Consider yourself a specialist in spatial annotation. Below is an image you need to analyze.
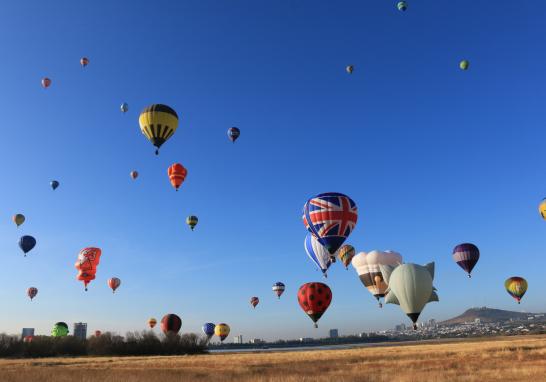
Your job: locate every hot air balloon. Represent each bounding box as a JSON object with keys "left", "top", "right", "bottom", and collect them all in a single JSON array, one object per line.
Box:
[
  {"left": 80, "top": 57, "right": 89, "bottom": 67},
  {"left": 202, "top": 323, "right": 216, "bottom": 340},
  {"left": 380, "top": 262, "right": 439, "bottom": 330},
  {"left": 130, "top": 171, "right": 138, "bottom": 180},
  {"left": 148, "top": 318, "right": 157, "bottom": 329},
  {"left": 338, "top": 245, "right": 355, "bottom": 269},
  {"left": 346, "top": 65, "right": 354, "bottom": 74},
  {"left": 460, "top": 60, "right": 469, "bottom": 70},
  {"left": 215, "top": 323, "right": 230, "bottom": 342},
  {"left": 297, "top": 282, "right": 332, "bottom": 328},
  {"left": 23, "top": 335, "right": 34, "bottom": 343},
  {"left": 74, "top": 247, "right": 102, "bottom": 291},
  {"left": 397, "top": 1, "right": 407, "bottom": 11},
  {"left": 304, "top": 233, "right": 333, "bottom": 277},
  {"left": 108, "top": 277, "right": 121, "bottom": 293},
  {"left": 227, "top": 127, "right": 240, "bottom": 143},
  {"left": 272, "top": 282, "right": 285, "bottom": 299},
  {"left": 505, "top": 277, "right": 527, "bottom": 304},
  {"left": 13, "top": 214, "right": 25, "bottom": 227},
  {"left": 41, "top": 77, "right": 51, "bottom": 88},
  {"left": 352, "top": 250, "right": 403, "bottom": 307},
  {"left": 120, "top": 103, "right": 129, "bottom": 113},
  {"left": 139, "top": 104, "right": 179, "bottom": 155},
  {"left": 19, "top": 235, "right": 36, "bottom": 256},
  {"left": 539, "top": 199, "right": 546, "bottom": 220},
  {"left": 168, "top": 163, "right": 187, "bottom": 191},
  {"left": 94, "top": 330, "right": 102, "bottom": 337},
  {"left": 51, "top": 322, "right": 69, "bottom": 337},
  {"left": 302, "top": 192, "right": 358, "bottom": 255},
  {"left": 186, "top": 215, "right": 198, "bottom": 230},
  {"left": 250, "top": 297, "right": 259, "bottom": 308},
  {"left": 27, "top": 287, "right": 38, "bottom": 301},
  {"left": 50, "top": 180, "right": 59, "bottom": 190},
  {"left": 452, "top": 243, "right": 479, "bottom": 278},
  {"left": 161, "top": 314, "right": 182, "bottom": 335}
]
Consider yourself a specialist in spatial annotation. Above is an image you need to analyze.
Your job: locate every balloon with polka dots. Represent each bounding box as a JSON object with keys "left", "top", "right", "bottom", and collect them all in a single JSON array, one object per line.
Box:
[{"left": 297, "top": 282, "right": 332, "bottom": 328}]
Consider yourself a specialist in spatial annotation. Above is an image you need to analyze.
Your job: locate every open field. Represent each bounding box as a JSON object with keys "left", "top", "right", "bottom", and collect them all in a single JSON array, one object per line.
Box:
[{"left": 1, "top": 335, "right": 546, "bottom": 382}]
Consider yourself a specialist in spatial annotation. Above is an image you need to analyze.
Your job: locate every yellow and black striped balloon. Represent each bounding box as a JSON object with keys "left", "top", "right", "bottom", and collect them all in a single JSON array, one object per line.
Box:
[{"left": 139, "top": 104, "right": 179, "bottom": 155}]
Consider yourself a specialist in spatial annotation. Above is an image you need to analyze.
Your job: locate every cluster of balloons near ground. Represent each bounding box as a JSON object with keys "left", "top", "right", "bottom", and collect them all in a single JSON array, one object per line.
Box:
[
  {"left": 294, "top": 191, "right": 532, "bottom": 330},
  {"left": 144, "top": 315, "right": 231, "bottom": 343}
]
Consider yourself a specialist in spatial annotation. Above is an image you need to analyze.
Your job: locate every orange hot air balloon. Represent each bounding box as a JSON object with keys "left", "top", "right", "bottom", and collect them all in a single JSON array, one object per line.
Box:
[
  {"left": 148, "top": 318, "right": 157, "bottom": 329},
  {"left": 250, "top": 297, "right": 259, "bottom": 308},
  {"left": 41, "top": 77, "right": 51, "bottom": 88},
  {"left": 167, "top": 163, "right": 187, "bottom": 191},
  {"left": 75, "top": 247, "right": 102, "bottom": 291},
  {"left": 108, "top": 277, "right": 121, "bottom": 293},
  {"left": 80, "top": 57, "right": 89, "bottom": 67},
  {"left": 27, "top": 287, "right": 38, "bottom": 301},
  {"left": 130, "top": 170, "right": 138, "bottom": 180}
]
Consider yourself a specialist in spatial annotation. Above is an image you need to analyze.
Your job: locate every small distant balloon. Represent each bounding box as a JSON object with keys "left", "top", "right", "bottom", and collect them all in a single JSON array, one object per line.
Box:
[
  {"left": 19, "top": 235, "right": 36, "bottom": 256},
  {"left": 80, "top": 57, "right": 89, "bottom": 67},
  {"left": 539, "top": 198, "right": 546, "bottom": 220},
  {"left": 168, "top": 163, "right": 187, "bottom": 191},
  {"left": 186, "top": 215, "right": 198, "bottom": 230},
  {"left": 148, "top": 318, "right": 157, "bottom": 329},
  {"left": 459, "top": 60, "right": 469, "bottom": 71},
  {"left": 215, "top": 323, "right": 230, "bottom": 342},
  {"left": 346, "top": 65, "right": 354, "bottom": 74},
  {"left": 397, "top": 1, "right": 407, "bottom": 11},
  {"left": 272, "top": 282, "right": 285, "bottom": 299},
  {"left": 27, "top": 287, "right": 38, "bottom": 301},
  {"left": 505, "top": 277, "right": 527, "bottom": 304},
  {"left": 121, "top": 103, "right": 129, "bottom": 113},
  {"left": 41, "top": 77, "right": 51, "bottom": 88},
  {"left": 108, "top": 277, "right": 121, "bottom": 293},
  {"left": 338, "top": 245, "right": 355, "bottom": 269},
  {"left": 250, "top": 296, "right": 259, "bottom": 308},
  {"left": 23, "top": 335, "right": 34, "bottom": 343},
  {"left": 94, "top": 330, "right": 102, "bottom": 337},
  {"left": 227, "top": 127, "right": 240, "bottom": 143},
  {"left": 13, "top": 214, "right": 25, "bottom": 227},
  {"left": 130, "top": 171, "right": 138, "bottom": 180},
  {"left": 50, "top": 180, "right": 59, "bottom": 190},
  {"left": 452, "top": 243, "right": 479, "bottom": 278}
]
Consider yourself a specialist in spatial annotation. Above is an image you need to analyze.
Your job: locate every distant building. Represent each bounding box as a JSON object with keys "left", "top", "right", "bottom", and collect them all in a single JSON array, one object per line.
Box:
[
  {"left": 474, "top": 318, "right": 481, "bottom": 324},
  {"left": 233, "top": 335, "right": 243, "bottom": 344},
  {"left": 73, "top": 323, "right": 87, "bottom": 340},
  {"left": 329, "top": 329, "right": 339, "bottom": 338},
  {"left": 21, "top": 328, "right": 34, "bottom": 339},
  {"left": 249, "top": 338, "right": 264, "bottom": 344},
  {"left": 299, "top": 337, "right": 313, "bottom": 343},
  {"left": 395, "top": 323, "right": 407, "bottom": 332}
]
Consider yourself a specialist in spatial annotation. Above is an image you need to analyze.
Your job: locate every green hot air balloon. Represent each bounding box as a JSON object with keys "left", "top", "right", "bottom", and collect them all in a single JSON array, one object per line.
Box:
[
  {"left": 51, "top": 322, "right": 69, "bottom": 337},
  {"left": 380, "top": 262, "right": 439, "bottom": 330},
  {"left": 459, "top": 60, "right": 469, "bottom": 71},
  {"left": 397, "top": 1, "right": 407, "bottom": 11}
]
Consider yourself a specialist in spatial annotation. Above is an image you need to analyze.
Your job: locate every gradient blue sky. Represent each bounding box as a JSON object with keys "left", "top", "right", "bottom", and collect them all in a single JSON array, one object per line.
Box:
[{"left": 0, "top": 1, "right": 545, "bottom": 341}]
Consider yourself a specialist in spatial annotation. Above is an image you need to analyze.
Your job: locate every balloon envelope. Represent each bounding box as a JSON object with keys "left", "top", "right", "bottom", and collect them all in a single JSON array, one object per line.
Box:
[
  {"left": 227, "top": 127, "right": 240, "bottom": 142},
  {"left": 214, "top": 323, "right": 230, "bottom": 341},
  {"left": 338, "top": 245, "right": 356, "bottom": 269},
  {"left": 41, "top": 77, "right": 51, "bottom": 88},
  {"left": 539, "top": 199, "right": 546, "bottom": 220},
  {"left": 186, "top": 215, "right": 198, "bottom": 230},
  {"left": 108, "top": 277, "right": 121, "bottom": 293},
  {"left": 139, "top": 104, "right": 179, "bottom": 154},
  {"left": 121, "top": 103, "right": 129, "bottom": 113},
  {"left": 505, "top": 277, "right": 527, "bottom": 303},
  {"left": 452, "top": 243, "right": 479, "bottom": 277},
  {"left": 202, "top": 323, "right": 215, "bottom": 339},
  {"left": 27, "top": 287, "right": 38, "bottom": 301},
  {"left": 272, "top": 282, "right": 285, "bottom": 299},
  {"left": 302, "top": 192, "right": 358, "bottom": 254},
  {"left": 168, "top": 163, "right": 187, "bottom": 191},
  {"left": 19, "top": 235, "right": 36, "bottom": 255},
  {"left": 130, "top": 171, "right": 138, "bottom": 180},
  {"left": 51, "top": 322, "right": 69, "bottom": 337},
  {"left": 297, "top": 282, "right": 332, "bottom": 328},
  {"left": 80, "top": 57, "right": 89, "bottom": 67},
  {"left": 460, "top": 60, "right": 469, "bottom": 70},
  {"left": 148, "top": 318, "right": 157, "bottom": 329},
  {"left": 13, "top": 214, "right": 25, "bottom": 227},
  {"left": 304, "top": 234, "right": 333, "bottom": 276},
  {"left": 161, "top": 314, "right": 182, "bottom": 334},
  {"left": 250, "top": 297, "right": 259, "bottom": 308},
  {"left": 346, "top": 65, "right": 354, "bottom": 74},
  {"left": 397, "top": 1, "right": 407, "bottom": 11},
  {"left": 50, "top": 180, "right": 59, "bottom": 190}
]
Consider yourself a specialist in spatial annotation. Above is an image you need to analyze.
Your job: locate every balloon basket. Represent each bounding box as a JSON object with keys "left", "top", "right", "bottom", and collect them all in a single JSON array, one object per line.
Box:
[
  {"left": 468, "top": 274, "right": 472, "bottom": 278},
  {"left": 314, "top": 323, "right": 318, "bottom": 329}
]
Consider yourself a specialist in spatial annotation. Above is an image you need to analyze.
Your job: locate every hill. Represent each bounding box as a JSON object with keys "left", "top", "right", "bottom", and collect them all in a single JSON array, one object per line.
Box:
[{"left": 440, "top": 307, "right": 540, "bottom": 326}]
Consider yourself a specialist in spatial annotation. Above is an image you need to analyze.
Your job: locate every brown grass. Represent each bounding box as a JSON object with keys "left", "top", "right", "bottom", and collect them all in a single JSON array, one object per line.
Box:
[{"left": 1, "top": 335, "right": 546, "bottom": 382}]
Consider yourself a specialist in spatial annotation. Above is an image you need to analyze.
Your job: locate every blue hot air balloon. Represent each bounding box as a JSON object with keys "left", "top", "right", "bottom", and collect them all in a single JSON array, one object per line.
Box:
[
  {"left": 19, "top": 235, "right": 36, "bottom": 256},
  {"left": 304, "top": 233, "right": 333, "bottom": 277},
  {"left": 302, "top": 192, "right": 358, "bottom": 254},
  {"left": 227, "top": 127, "right": 240, "bottom": 143},
  {"left": 50, "top": 180, "right": 59, "bottom": 190},
  {"left": 202, "top": 323, "right": 215, "bottom": 340}
]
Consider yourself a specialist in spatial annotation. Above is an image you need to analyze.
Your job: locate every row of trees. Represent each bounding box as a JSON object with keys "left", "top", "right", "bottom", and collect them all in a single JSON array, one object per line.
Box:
[{"left": 0, "top": 331, "right": 208, "bottom": 358}]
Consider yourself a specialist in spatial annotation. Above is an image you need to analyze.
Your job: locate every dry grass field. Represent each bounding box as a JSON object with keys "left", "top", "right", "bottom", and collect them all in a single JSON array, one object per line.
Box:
[{"left": 1, "top": 335, "right": 546, "bottom": 382}]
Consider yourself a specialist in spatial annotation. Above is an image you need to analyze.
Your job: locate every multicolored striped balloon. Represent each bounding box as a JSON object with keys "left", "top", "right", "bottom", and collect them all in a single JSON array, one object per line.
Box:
[{"left": 505, "top": 277, "right": 528, "bottom": 304}]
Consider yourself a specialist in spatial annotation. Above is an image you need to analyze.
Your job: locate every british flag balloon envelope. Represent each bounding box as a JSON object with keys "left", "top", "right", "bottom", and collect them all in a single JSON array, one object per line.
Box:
[{"left": 302, "top": 192, "right": 358, "bottom": 255}]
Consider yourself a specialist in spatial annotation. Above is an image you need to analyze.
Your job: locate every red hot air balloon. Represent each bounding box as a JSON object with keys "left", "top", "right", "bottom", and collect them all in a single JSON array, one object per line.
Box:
[
  {"left": 94, "top": 330, "right": 102, "bottom": 337},
  {"left": 41, "top": 77, "right": 51, "bottom": 88},
  {"left": 75, "top": 247, "right": 102, "bottom": 291},
  {"left": 108, "top": 277, "right": 121, "bottom": 293},
  {"left": 167, "top": 163, "right": 187, "bottom": 191},
  {"left": 452, "top": 243, "right": 480, "bottom": 278},
  {"left": 297, "top": 282, "right": 332, "bottom": 328},
  {"left": 23, "top": 336, "right": 34, "bottom": 343},
  {"left": 161, "top": 314, "right": 182, "bottom": 335},
  {"left": 130, "top": 171, "right": 138, "bottom": 180},
  {"left": 250, "top": 297, "right": 259, "bottom": 308},
  {"left": 27, "top": 287, "right": 38, "bottom": 301},
  {"left": 80, "top": 57, "right": 89, "bottom": 67}
]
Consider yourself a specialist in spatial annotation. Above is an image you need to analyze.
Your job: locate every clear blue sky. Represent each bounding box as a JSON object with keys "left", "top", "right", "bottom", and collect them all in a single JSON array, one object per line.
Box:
[{"left": 0, "top": 0, "right": 545, "bottom": 341}]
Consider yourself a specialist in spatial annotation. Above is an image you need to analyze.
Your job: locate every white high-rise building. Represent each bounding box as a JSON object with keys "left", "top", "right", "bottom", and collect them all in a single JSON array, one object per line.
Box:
[{"left": 233, "top": 334, "right": 243, "bottom": 344}]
